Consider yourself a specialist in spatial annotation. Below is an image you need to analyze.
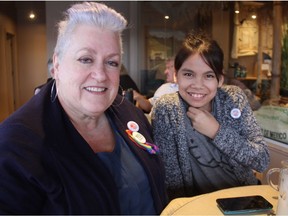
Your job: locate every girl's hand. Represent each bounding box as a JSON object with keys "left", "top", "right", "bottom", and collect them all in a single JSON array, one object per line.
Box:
[{"left": 187, "top": 106, "right": 220, "bottom": 139}]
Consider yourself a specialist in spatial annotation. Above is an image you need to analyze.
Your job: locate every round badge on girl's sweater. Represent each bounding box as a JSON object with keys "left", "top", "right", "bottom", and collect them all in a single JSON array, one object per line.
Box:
[{"left": 230, "top": 108, "right": 241, "bottom": 119}]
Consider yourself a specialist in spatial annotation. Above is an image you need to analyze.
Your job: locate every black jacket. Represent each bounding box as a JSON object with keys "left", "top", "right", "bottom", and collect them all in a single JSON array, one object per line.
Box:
[{"left": 0, "top": 80, "right": 168, "bottom": 214}]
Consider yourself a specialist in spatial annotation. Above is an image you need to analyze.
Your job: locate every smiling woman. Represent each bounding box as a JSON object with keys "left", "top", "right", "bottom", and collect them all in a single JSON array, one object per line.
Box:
[
  {"left": 53, "top": 26, "right": 122, "bottom": 119},
  {"left": 0, "top": 2, "right": 168, "bottom": 214},
  {"left": 151, "top": 31, "right": 269, "bottom": 201}
]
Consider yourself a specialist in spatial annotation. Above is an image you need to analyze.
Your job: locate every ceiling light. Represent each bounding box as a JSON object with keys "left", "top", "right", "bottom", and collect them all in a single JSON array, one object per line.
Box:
[{"left": 29, "top": 11, "right": 36, "bottom": 20}]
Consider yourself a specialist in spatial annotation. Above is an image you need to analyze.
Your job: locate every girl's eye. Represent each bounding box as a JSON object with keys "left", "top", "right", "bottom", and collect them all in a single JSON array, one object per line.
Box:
[
  {"left": 78, "top": 57, "right": 93, "bottom": 64},
  {"left": 206, "top": 73, "right": 216, "bottom": 79},
  {"left": 183, "top": 72, "right": 193, "bottom": 77}
]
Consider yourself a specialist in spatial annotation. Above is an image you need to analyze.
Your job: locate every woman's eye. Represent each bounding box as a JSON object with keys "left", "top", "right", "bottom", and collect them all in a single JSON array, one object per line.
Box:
[
  {"left": 78, "top": 57, "right": 93, "bottom": 64},
  {"left": 106, "top": 60, "right": 119, "bottom": 68}
]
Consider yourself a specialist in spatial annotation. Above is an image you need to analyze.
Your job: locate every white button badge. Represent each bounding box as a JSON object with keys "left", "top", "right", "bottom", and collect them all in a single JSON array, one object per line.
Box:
[
  {"left": 230, "top": 108, "right": 241, "bottom": 119},
  {"left": 127, "top": 121, "right": 139, "bottom": 132}
]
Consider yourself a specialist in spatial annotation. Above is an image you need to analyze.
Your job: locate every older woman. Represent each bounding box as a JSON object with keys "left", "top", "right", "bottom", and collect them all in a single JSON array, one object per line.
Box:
[
  {"left": 151, "top": 31, "right": 269, "bottom": 200},
  {"left": 0, "top": 2, "right": 167, "bottom": 214}
]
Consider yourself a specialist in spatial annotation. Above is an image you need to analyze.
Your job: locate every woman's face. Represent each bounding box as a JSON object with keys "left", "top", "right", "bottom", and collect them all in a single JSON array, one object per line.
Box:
[
  {"left": 53, "top": 25, "right": 121, "bottom": 118},
  {"left": 177, "top": 53, "right": 224, "bottom": 111}
]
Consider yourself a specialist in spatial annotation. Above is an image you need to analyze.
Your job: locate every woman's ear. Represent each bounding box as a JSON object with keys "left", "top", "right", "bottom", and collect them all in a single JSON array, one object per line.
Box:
[{"left": 52, "top": 54, "right": 59, "bottom": 79}]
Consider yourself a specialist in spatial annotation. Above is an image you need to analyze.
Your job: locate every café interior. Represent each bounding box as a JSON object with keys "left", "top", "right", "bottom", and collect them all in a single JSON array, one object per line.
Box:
[{"left": 0, "top": 1, "right": 288, "bottom": 213}]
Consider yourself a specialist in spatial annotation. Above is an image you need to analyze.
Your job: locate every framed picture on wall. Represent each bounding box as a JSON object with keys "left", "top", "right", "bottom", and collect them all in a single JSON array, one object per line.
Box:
[
  {"left": 236, "top": 19, "right": 272, "bottom": 57},
  {"left": 237, "top": 20, "right": 259, "bottom": 56}
]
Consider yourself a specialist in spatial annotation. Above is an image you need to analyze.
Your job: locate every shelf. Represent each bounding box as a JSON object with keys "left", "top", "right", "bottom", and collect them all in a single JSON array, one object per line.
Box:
[{"left": 236, "top": 76, "right": 271, "bottom": 81}]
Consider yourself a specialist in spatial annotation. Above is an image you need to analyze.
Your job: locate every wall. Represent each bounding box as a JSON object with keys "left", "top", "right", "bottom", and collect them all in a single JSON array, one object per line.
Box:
[
  {"left": 16, "top": 24, "right": 47, "bottom": 105},
  {"left": 212, "top": 9, "right": 231, "bottom": 72},
  {"left": 15, "top": 2, "right": 47, "bottom": 106},
  {"left": 0, "top": 2, "right": 17, "bottom": 122},
  {"left": 0, "top": 2, "right": 47, "bottom": 122},
  {"left": 45, "top": 1, "right": 71, "bottom": 63}
]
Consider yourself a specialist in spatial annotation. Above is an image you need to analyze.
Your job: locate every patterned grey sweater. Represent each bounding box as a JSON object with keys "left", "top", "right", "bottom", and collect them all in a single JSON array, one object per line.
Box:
[{"left": 151, "top": 85, "right": 270, "bottom": 199}]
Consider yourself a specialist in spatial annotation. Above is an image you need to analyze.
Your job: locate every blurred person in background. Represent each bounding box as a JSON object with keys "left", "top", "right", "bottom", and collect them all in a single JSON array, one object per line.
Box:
[{"left": 133, "top": 57, "right": 178, "bottom": 113}]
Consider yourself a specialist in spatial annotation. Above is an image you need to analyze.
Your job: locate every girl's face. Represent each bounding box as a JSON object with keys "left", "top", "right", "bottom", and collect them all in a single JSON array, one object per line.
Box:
[
  {"left": 176, "top": 53, "right": 224, "bottom": 112},
  {"left": 53, "top": 24, "right": 121, "bottom": 118}
]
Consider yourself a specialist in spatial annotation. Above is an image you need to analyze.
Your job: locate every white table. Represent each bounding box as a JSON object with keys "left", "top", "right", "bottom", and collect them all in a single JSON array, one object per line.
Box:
[{"left": 161, "top": 185, "right": 278, "bottom": 215}]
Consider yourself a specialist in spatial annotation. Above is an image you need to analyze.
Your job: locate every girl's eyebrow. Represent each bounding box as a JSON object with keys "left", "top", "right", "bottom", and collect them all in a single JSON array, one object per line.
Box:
[
  {"left": 204, "top": 70, "right": 215, "bottom": 74},
  {"left": 180, "top": 68, "right": 194, "bottom": 73},
  {"left": 180, "top": 68, "right": 214, "bottom": 74}
]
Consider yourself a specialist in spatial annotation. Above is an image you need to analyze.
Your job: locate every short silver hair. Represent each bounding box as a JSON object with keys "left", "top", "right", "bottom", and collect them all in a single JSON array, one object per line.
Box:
[{"left": 54, "top": 2, "right": 127, "bottom": 59}]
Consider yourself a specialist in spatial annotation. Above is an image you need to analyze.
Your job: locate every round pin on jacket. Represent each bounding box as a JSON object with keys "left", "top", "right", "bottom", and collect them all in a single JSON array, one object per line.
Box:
[
  {"left": 132, "top": 131, "right": 146, "bottom": 144},
  {"left": 230, "top": 108, "right": 241, "bottom": 119},
  {"left": 127, "top": 121, "right": 139, "bottom": 132}
]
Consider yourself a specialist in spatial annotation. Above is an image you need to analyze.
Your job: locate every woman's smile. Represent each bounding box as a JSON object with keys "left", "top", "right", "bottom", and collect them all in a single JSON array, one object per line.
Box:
[{"left": 84, "top": 86, "right": 107, "bottom": 93}]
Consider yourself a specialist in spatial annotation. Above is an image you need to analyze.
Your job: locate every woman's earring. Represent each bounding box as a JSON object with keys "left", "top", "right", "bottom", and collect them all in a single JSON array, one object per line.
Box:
[
  {"left": 50, "top": 79, "right": 58, "bottom": 103},
  {"left": 112, "top": 85, "right": 125, "bottom": 107}
]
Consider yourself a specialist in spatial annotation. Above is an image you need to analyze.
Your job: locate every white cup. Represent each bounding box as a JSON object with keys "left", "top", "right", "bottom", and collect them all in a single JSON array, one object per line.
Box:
[{"left": 267, "top": 160, "right": 288, "bottom": 215}]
